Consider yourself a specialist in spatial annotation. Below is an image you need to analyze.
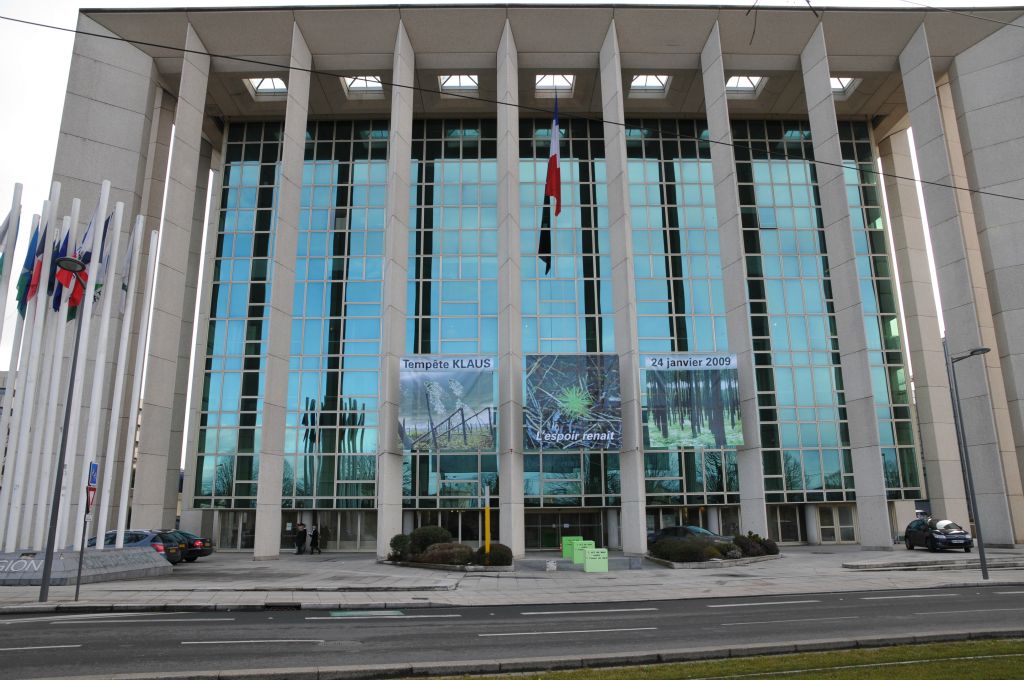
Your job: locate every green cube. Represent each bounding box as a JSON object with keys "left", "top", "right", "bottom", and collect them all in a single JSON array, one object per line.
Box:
[
  {"left": 584, "top": 548, "right": 608, "bottom": 573},
  {"left": 572, "top": 540, "right": 595, "bottom": 564},
  {"left": 561, "top": 536, "right": 583, "bottom": 559}
]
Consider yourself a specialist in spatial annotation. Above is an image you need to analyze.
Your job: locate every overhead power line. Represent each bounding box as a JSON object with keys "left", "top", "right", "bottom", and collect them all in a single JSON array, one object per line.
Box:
[{"left": 0, "top": 11, "right": 1021, "bottom": 205}]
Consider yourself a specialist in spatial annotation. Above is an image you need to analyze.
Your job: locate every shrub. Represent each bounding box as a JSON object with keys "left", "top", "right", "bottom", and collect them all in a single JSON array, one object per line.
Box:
[
  {"left": 650, "top": 537, "right": 710, "bottom": 563},
  {"left": 409, "top": 525, "right": 452, "bottom": 554},
  {"left": 732, "top": 533, "right": 766, "bottom": 557},
  {"left": 758, "top": 536, "right": 780, "bottom": 555},
  {"left": 388, "top": 533, "right": 411, "bottom": 561},
  {"left": 414, "top": 542, "right": 474, "bottom": 565},
  {"left": 723, "top": 544, "right": 743, "bottom": 560},
  {"left": 703, "top": 545, "right": 723, "bottom": 560},
  {"left": 473, "top": 542, "right": 514, "bottom": 566}
]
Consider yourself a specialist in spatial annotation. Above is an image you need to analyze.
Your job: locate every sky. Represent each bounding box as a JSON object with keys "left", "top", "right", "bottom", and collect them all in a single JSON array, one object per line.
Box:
[{"left": 0, "top": 0, "right": 1021, "bottom": 357}]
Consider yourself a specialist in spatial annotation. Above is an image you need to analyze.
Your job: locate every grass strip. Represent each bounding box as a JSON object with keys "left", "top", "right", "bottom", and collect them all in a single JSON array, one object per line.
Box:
[{"left": 433, "top": 638, "right": 1024, "bottom": 680}]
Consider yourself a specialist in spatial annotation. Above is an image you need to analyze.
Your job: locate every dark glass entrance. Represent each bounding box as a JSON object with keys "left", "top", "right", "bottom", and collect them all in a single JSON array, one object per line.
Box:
[{"left": 525, "top": 511, "right": 604, "bottom": 549}]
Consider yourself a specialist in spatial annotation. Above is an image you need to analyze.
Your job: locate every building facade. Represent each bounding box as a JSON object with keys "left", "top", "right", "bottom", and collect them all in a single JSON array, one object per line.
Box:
[{"left": 49, "top": 4, "right": 1024, "bottom": 558}]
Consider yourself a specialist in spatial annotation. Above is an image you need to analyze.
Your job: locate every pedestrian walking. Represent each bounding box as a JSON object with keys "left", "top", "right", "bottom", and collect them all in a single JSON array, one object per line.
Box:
[
  {"left": 310, "top": 525, "right": 322, "bottom": 555},
  {"left": 294, "top": 523, "right": 307, "bottom": 555}
]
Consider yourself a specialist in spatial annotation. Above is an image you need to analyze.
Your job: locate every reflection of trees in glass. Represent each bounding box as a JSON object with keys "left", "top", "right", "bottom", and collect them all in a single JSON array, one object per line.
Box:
[
  {"left": 215, "top": 458, "right": 234, "bottom": 496},
  {"left": 645, "top": 369, "right": 740, "bottom": 448},
  {"left": 783, "top": 450, "right": 804, "bottom": 490}
]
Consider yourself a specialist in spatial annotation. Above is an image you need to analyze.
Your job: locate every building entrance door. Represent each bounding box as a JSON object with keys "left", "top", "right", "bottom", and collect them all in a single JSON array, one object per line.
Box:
[
  {"left": 525, "top": 511, "right": 603, "bottom": 549},
  {"left": 818, "top": 505, "right": 857, "bottom": 543}
]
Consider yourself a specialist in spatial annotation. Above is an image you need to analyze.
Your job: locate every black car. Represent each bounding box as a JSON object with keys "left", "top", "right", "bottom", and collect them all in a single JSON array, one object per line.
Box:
[
  {"left": 904, "top": 518, "right": 974, "bottom": 552},
  {"left": 649, "top": 525, "right": 734, "bottom": 547},
  {"left": 174, "top": 530, "right": 214, "bottom": 562}
]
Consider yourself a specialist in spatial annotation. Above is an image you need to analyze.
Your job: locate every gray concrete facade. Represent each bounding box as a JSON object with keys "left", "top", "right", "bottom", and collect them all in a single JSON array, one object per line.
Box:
[
  {"left": 802, "top": 24, "right": 891, "bottom": 548},
  {"left": 700, "top": 21, "right": 768, "bottom": 538}
]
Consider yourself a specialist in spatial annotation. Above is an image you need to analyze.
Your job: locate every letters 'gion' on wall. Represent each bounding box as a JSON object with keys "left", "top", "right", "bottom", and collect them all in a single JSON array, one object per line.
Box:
[
  {"left": 524, "top": 354, "right": 622, "bottom": 451},
  {"left": 399, "top": 356, "right": 498, "bottom": 453},
  {"left": 641, "top": 354, "right": 743, "bottom": 450}
]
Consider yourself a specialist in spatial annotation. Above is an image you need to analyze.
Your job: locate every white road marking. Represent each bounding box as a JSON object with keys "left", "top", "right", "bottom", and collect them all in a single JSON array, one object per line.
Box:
[
  {"left": 182, "top": 639, "right": 324, "bottom": 645},
  {"left": 0, "top": 611, "right": 190, "bottom": 625},
  {"left": 914, "top": 608, "right": 1024, "bottom": 615},
  {"left": 861, "top": 594, "right": 959, "bottom": 600},
  {"left": 707, "top": 600, "right": 820, "bottom": 608},
  {"left": 305, "top": 614, "right": 461, "bottom": 620},
  {"left": 50, "top": 617, "right": 235, "bottom": 625},
  {"left": 996, "top": 591, "right": 1024, "bottom": 595},
  {"left": 520, "top": 607, "right": 658, "bottom": 616},
  {"left": 721, "top": 616, "right": 858, "bottom": 627},
  {"left": 479, "top": 627, "right": 657, "bottom": 637},
  {"left": 0, "top": 644, "right": 82, "bottom": 652}
]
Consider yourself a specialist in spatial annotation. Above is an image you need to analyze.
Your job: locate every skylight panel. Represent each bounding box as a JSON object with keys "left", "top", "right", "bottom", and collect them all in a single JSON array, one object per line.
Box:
[
  {"left": 535, "top": 74, "right": 575, "bottom": 98},
  {"left": 830, "top": 77, "right": 860, "bottom": 100},
  {"left": 628, "top": 74, "right": 671, "bottom": 98},
  {"left": 341, "top": 75, "right": 385, "bottom": 99},
  {"left": 439, "top": 74, "right": 479, "bottom": 96},
  {"left": 245, "top": 77, "right": 287, "bottom": 98},
  {"left": 725, "top": 76, "right": 764, "bottom": 94}
]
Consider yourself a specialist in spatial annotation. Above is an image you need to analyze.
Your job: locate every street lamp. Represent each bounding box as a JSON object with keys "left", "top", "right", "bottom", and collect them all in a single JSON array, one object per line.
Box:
[
  {"left": 942, "top": 338, "right": 990, "bottom": 581},
  {"left": 38, "top": 255, "right": 87, "bottom": 602}
]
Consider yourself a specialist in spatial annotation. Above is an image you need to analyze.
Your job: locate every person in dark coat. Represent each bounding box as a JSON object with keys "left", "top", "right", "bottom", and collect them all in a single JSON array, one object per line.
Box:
[
  {"left": 294, "top": 523, "right": 307, "bottom": 554},
  {"left": 309, "top": 525, "right": 322, "bottom": 555}
]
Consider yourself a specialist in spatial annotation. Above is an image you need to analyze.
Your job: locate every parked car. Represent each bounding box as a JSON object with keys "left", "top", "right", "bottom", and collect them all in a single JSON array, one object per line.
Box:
[
  {"left": 649, "top": 525, "right": 734, "bottom": 547},
  {"left": 158, "top": 530, "right": 193, "bottom": 562},
  {"left": 904, "top": 518, "right": 973, "bottom": 552},
  {"left": 167, "top": 529, "right": 213, "bottom": 562},
  {"left": 87, "top": 530, "right": 183, "bottom": 564}
]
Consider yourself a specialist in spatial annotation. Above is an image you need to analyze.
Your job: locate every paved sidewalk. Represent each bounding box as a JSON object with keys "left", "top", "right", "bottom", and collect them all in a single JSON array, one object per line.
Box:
[{"left": 2, "top": 545, "right": 1023, "bottom": 613}]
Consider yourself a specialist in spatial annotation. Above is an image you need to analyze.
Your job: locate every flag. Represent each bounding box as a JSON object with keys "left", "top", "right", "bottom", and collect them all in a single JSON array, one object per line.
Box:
[
  {"left": 58, "top": 211, "right": 111, "bottom": 315},
  {"left": 0, "top": 211, "right": 10, "bottom": 276},
  {"left": 50, "top": 226, "right": 71, "bottom": 312},
  {"left": 118, "top": 220, "right": 140, "bottom": 314},
  {"left": 91, "top": 213, "right": 115, "bottom": 310},
  {"left": 15, "top": 224, "right": 40, "bottom": 318},
  {"left": 538, "top": 96, "right": 561, "bottom": 276}
]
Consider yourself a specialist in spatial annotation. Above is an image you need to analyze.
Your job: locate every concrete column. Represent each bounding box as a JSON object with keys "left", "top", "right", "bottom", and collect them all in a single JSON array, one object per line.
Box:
[
  {"left": 606, "top": 508, "right": 621, "bottom": 549},
  {"left": 132, "top": 24, "right": 210, "bottom": 531},
  {"left": 948, "top": 21, "right": 1024, "bottom": 540},
  {"left": 900, "top": 24, "right": 1017, "bottom": 545},
  {"left": 804, "top": 504, "right": 821, "bottom": 544},
  {"left": 496, "top": 19, "right": 525, "bottom": 557},
  {"left": 700, "top": 21, "right": 768, "bottom": 537},
  {"left": 376, "top": 21, "right": 415, "bottom": 559},
  {"left": 707, "top": 507, "right": 721, "bottom": 534},
  {"left": 801, "top": 24, "right": 891, "bottom": 549},
  {"left": 253, "top": 22, "right": 310, "bottom": 560},
  {"left": 877, "top": 128, "right": 969, "bottom": 525},
  {"left": 599, "top": 20, "right": 646, "bottom": 556},
  {"left": 180, "top": 145, "right": 224, "bottom": 536}
]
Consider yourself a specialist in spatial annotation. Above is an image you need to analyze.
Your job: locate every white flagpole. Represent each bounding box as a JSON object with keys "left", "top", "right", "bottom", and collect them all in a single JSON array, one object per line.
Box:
[
  {"left": 116, "top": 230, "right": 158, "bottom": 549},
  {"left": 3, "top": 183, "right": 60, "bottom": 551},
  {"left": 20, "top": 218, "right": 67, "bottom": 547},
  {"left": 32, "top": 204, "right": 81, "bottom": 549},
  {"left": 95, "top": 215, "right": 142, "bottom": 548},
  {"left": 55, "top": 180, "right": 109, "bottom": 548},
  {"left": 0, "top": 183, "right": 23, "bottom": 350},
  {"left": 73, "top": 201, "right": 123, "bottom": 550}
]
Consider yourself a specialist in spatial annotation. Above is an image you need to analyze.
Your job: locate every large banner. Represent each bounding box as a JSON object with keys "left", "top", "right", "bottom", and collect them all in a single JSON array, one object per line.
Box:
[
  {"left": 524, "top": 354, "right": 622, "bottom": 450},
  {"left": 642, "top": 354, "right": 743, "bottom": 449},
  {"left": 400, "top": 356, "right": 497, "bottom": 452}
]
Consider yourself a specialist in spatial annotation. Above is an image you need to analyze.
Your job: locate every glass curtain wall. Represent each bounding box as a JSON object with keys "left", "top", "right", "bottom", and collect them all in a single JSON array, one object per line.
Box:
[
  {"left": 734, "top": 121, "right": 855, "bottom": 512},
  {"left": 403, "top": 120, "right": 499, "bottom": 529},
  {"left": 519, "top": 118, "right": 620, "bottom": 521},
  {"left": 626, "top": 120, "right": 740, "bottom": 517}
]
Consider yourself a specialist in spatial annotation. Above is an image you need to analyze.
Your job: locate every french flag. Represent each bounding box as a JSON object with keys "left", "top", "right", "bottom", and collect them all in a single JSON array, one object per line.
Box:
[{"left": 538, "top": 97, "right": 561, "bottom": 275}]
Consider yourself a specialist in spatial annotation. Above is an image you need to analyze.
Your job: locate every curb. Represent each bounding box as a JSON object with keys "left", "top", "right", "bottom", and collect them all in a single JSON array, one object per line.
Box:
[
  {"left": 646, "top": 553, "right": 782, "bottom": 569},
  {"left": 27, "top": 628, "right": 1024, "bottom": 680}
]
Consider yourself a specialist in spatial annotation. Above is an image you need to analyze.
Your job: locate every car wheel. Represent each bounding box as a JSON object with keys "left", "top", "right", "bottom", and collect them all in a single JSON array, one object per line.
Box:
[
  {"left": 964, "top": 546, "right": 972, "bottom": 553},
  {"left": 185, "top": 556, "right": 198, "bottom": 562},
  {"left": 905, "top": 537, "right": 914, "bottom": 550},
  {"left": 927, "top": 538, "right": 938, "bottom": 552}
]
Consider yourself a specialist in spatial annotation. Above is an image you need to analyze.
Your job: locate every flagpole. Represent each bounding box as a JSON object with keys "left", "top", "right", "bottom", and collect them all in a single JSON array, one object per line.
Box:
[
  {"left": 73, "top": 201, "right": 123, "bottom": 550},
  {"left": 116, "top": 230, "right": 158, "bottom": 549},
  {"left": 32, "top": 203, "right": 81, "bottom": 549},
  {"left": 0, "top": 183, "right": 24, "bottom": 350},
  {"left": 0, "top": 206, "right": 48, "bottom": 548},
  {"left": 95, "top": 216, "right": 142, "bottom": 548},
  {"left": 55, "top": 179, "right": 109, "bottom": 548}
]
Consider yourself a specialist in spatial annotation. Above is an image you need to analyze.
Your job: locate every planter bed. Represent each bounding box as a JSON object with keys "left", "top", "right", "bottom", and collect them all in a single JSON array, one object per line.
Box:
[
  {"left": 380, "top": 560, "right": 515, "bottom": 573},
  {"left": 646, "top": 553, "right": 782, "bottom": 569}
]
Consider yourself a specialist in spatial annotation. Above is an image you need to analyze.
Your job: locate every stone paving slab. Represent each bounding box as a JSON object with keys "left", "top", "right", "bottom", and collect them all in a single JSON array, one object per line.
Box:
[{"left": 1, "top": 545, "right": 1022, "bottom": 614}]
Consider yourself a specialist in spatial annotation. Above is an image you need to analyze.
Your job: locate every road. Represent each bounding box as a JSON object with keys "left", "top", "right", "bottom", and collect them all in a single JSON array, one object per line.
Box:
[{"left": 3, "top": 585, "right": 1023, "bottom": 678}]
